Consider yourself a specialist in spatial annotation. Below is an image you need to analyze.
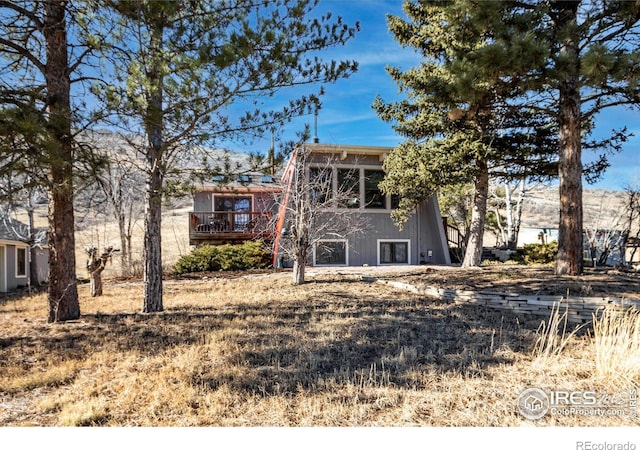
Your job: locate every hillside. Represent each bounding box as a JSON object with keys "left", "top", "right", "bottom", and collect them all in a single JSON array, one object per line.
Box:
[{"left": 519, "top": 185, "right": 628, "bottom": 230}]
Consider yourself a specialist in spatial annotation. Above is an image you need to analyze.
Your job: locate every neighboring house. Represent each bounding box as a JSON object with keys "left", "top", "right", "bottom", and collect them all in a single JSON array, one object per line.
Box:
[
  {"left": 518, "top": 225, "right": 636, "bottom": 266},
  {"left": 189, "top": 143, "right": 451, "bottom": 266},
  {"left": 625, "top": 237, "right": 640, "bottom": 265},
  {"left": 0, "top": 218, "right": 48, "bottom": 293}
]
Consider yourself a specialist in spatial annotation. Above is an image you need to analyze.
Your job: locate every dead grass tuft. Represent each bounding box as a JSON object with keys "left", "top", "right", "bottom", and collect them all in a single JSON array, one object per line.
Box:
[
  {"left": 532, "top": 301, "right": 585, "bottom": 363},
  {"left": 593, "top": 305, "right": 640, "bottom": 383}
]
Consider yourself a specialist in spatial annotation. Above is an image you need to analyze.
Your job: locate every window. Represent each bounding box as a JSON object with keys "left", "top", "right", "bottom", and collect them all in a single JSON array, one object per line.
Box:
[
  {"left": 309, "top": 167, "right": 333, "bottom": 204},
  {"left": 261, "top": 175, "right": 275, "bottom": 183},
  {"left": 215, "top": 196, "right": 251, "bottom": 212},
  {"left": 391, "top": 194, "right": 401, "bottom": 210},
  {"left": 214, "top": 196, "right": 252, "bottom": 231},
  {"left": 378, "top": 240, "right": 410, "bottom": 264},
  {"left": 237, "top": 174, "right": 251, "bottom": 183},
  {"left": 16, "top": 247, "right": 27, "bottom": 277},
  {"left": 364, "top": 170, "right": 386, "bottom": 209},
  {"left": 314, "top": 240, "right": 347, "bottom": 265},
  {"left": 337, "top": 168, "right": 360, "bottom": 208}
]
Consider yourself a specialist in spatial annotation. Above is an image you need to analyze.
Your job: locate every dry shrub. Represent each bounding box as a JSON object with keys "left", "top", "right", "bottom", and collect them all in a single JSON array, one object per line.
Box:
[{"left": 593, "top": 305, "right": 640, "bottom": 383}]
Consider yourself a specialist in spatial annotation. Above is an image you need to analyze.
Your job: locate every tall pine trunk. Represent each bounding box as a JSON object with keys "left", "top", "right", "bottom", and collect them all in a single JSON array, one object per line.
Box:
[
  {"left": 555, "top": 2, "right": 583, "bottom": 276},
  {"left": 44, "top": 0, "right": 79, "bottom": 322},
  {"left": 142, "top": 19, "right": 165, "bottom": 313},
  {"left": 142, "top": 165, "right": 164, "bottom": 312},
  {"left": 26, "top": 202, "right": 39, "bottom": 289},
  {"left": 462, "top": 160, "right": 489, "bottom": 268}
]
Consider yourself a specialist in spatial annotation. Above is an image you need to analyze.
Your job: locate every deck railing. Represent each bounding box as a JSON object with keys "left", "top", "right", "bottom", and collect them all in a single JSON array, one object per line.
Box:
[
  {"left": 443, "top": 217, "right": 463, "bottom": 248},
  {"left": 189, "top": 211, "right": 274, "bottom": 241}
]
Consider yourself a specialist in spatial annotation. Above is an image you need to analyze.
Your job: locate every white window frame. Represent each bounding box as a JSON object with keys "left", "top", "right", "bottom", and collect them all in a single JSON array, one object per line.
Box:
[
  {"left": 313, "top": 239, "right": 349, "bottom": 266},
  {"left": 377, "top": 239, "right": 411, "bottom": 265},
  {"left": 15, "top": 246, "right": 27, "bottom": 278}
]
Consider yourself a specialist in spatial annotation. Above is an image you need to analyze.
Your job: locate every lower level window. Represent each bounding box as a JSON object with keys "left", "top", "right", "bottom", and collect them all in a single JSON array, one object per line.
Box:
[
  {"left": 314, "top": 240, "right": 347, "bottom": 265},
  {"left": 379, "top": 240, "right": 409, "bottom": 264}
]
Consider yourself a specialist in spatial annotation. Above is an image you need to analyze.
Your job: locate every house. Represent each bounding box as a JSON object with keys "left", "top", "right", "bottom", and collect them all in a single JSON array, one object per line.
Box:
[
  {"left": 274, "top": 143, "right": 451, "bottom": 267},
  {"left": 188, "top": 143, "right": 451, "bottom": 266},
  {"left": 0, "top": 218, "right": 48, "bottom": 293},
  {"left": 189, "top": 157, "right": 281, "bottom": 246}
]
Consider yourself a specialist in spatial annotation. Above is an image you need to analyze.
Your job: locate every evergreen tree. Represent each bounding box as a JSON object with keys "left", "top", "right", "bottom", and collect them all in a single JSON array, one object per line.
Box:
[
  {"left": 373, "top": 0, "right": 557, "bottom": 267},
  {"left": 95, "top": 0, "right": 359, "bottom": 312},
  {"left": 0, "top": 1, "right": 102, "bottom": 321},
  {"left": 377, "top": 0, "right": 640, "bottom": 274}
]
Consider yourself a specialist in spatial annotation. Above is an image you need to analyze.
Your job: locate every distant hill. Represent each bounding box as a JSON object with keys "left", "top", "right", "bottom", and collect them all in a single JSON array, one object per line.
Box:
[{"left": 520, "top": 185, "right": 628, "bottom": 230}]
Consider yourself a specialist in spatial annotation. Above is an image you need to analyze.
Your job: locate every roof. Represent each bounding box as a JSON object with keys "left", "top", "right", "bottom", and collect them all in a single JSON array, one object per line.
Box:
[
  {"left": 194, "top": 146, "right": 285, "bottom": 193},
  {"left": 198, "top": 173, "right": 283, "bottom": 193},
  {"left": 0, "top": 217, "right": 47, "bottom": 245},
  {"left": 0, "top": 218, "right": 29, "bottom": 243},
  {"left": 302, "top": 143, "right": 392, "bottom": 161}
]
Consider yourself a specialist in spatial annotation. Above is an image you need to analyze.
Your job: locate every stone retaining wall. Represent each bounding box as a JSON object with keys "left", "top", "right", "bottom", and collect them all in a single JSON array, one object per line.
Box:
[{"left": 375, "top": 279, "right": 640, "bottom": 324}]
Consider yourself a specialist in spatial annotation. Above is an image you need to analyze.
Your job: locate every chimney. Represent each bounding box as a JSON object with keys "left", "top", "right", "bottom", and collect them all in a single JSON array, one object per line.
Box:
[{"left": 313, "top": 105, "right": 319, "bottom": 143}]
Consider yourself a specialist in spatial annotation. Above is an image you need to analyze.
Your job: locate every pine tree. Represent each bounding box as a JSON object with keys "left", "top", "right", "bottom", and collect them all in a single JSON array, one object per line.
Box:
[
  {"left": 373, "top": 1, "right": 557, "bottom": 267},
  {"left": 96, "top": 0, "right": 359, "bottom": 312},
  {"left": 0, "top": 1, "right": 102, "bottom": 321},
  {"left": 377, "top": 1, "right": 640, "bottom": 274}
]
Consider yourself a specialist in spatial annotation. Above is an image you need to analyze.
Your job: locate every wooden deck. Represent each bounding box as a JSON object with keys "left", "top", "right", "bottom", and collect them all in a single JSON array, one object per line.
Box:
[{"left": 189, "top": 211, "right": 274, "bottom": 245}]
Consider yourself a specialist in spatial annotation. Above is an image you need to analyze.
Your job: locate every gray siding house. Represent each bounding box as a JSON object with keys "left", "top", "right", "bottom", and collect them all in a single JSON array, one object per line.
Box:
[
  {"left": 0, "top": 219, "right": 48, "bottom": 293},
  {"left": 188, "top": 143, "right": 451, "bottom": 267},
  {"left": 276, "top": 143, "right": 451, "bottom": 267}
]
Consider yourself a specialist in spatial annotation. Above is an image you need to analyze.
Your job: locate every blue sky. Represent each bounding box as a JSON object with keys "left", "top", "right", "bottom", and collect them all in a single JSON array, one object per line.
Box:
[{"left": 228, "top": 0, "right": 640, "bottom": 192}]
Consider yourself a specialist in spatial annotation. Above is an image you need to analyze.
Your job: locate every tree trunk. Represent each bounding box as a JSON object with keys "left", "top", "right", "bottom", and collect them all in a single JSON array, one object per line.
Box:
[
  {"left": 26, "top": 205, "right": 39, "bottom": 289},
  {"left": 292, "top": 258, "right": 305, "bottom": 285},
  {"left": 555, "top": 2, "right": 583, "bottom": 276},
  {"left": 44, "top": 0, "right": 79, "bottom": 322},
  {"left": 462, "top": 160, "right": 489, "bottom": 268},
  {"left": 510, "top": 178, "right": 526, "bottom": 251},
  {"left": 90, "top": 270, "right": 103, "bottom": 297},
  {"left": 142, "top": 167, "right": 164, "bottom": 312},
  {"left": 118, "top": 211, "right": 130, "bottom": 276},
  {"left": 142, "top": 19, "right": 165, "bottom": 313}
]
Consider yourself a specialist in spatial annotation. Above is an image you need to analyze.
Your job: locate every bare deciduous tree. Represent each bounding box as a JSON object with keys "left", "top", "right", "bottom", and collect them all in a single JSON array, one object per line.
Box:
[
  {"left": 275, "top": 147, "right": 368, "bottom": 285},
  {"left": 620, "top": 185, "right": 640, "bottom": 268},
  {"left": 584, "top": 192, "right": 627, "bottom": 268},
  {"left": 85, "top": 246, "right": 119, "bottom": 297},
  {"left": 77, "top": 132, "right": 145, "bottom": 277},
  {"left": 487, "top": 179, "right": 528, "bottom": 250}
]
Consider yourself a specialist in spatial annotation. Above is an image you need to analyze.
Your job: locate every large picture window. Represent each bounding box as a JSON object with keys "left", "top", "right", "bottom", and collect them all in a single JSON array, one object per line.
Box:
[
  {"left": 314, "top": 240, "right": 347, "bottom": 266},
  {"left": 378, "top": 240, "right": 410, "bottom": 264},
  {"left": 337, "top": 168, "right": 360, "bottom": 208},
  {"left": 309, "top": 167, "right": 333, "bottom": 204},
  {"left": 364, "top": 170, "right": 386, "bottom": 209},
  {"left": 214, "top": 196, "right": 252, "bottom": 231},
  {"left": 16, "top": 247, "right": 27, "bottom": 277}
]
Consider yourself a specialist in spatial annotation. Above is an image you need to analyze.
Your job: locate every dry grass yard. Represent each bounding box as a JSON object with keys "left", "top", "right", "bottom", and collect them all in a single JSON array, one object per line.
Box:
[{"left": 1, "top": 269, "right": 638, "bottom": 427}]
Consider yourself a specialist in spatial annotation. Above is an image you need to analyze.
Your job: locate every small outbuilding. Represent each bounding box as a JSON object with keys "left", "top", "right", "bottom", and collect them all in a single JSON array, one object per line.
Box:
[{"left": 0, "top": 218, "right": 48, "bottom": 293}]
